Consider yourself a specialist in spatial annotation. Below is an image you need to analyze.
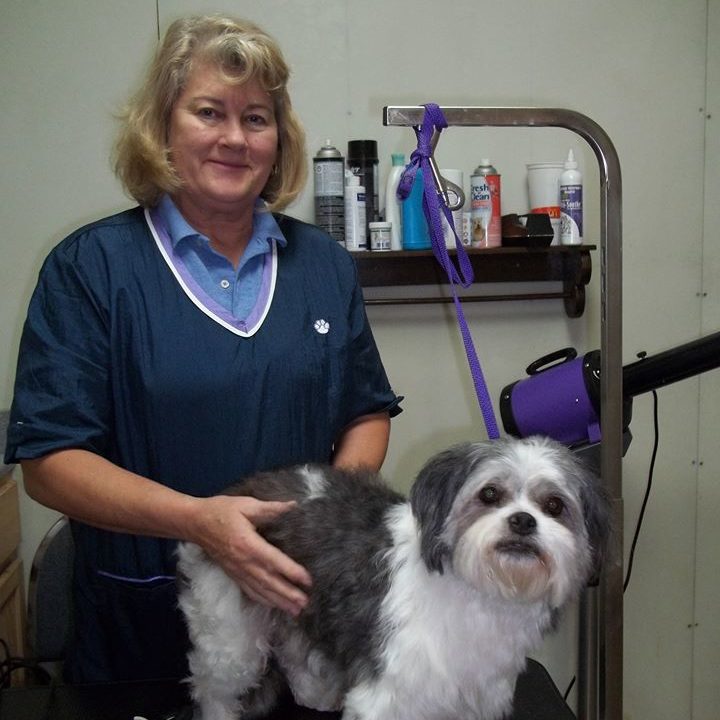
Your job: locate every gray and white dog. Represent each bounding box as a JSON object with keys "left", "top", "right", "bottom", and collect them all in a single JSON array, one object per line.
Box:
[{"left": 176, "top": 435, "right": 609, "bottom": 720}]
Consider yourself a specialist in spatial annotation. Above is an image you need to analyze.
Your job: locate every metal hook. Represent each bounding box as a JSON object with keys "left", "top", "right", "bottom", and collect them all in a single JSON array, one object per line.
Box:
[{"left": 425, "top": 128, "right": 465, "bottom": 211}]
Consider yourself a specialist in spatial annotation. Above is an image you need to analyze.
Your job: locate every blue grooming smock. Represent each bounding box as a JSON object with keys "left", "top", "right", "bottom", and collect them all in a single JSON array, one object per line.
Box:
[{"left": 5, "top": 205, "right": 401, "bottom": 682}]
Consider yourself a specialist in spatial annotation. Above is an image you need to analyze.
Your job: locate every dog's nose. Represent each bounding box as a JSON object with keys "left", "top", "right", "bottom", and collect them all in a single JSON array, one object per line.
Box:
[{"left": 508, "top": 512, "right": 537, "bottom": 536}]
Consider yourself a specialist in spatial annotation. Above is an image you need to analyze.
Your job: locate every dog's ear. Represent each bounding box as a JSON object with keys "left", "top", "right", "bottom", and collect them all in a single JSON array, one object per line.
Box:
[
  {"left": 572, "top": 458, "right": 612, "bottom": 584},
  {"left": 410, "top": 442, "right": 489, "bottom": 574}
]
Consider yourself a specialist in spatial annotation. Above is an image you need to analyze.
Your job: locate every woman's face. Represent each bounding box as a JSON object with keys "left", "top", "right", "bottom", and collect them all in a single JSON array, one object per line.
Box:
[{"left": 168, "top": 61, "right": 279, "bottom": 218}]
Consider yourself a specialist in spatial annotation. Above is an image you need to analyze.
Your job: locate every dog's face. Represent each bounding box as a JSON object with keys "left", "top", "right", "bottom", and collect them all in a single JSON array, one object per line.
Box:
[{"left": 410, "top": 436, "right": 609, "bottom": 608}]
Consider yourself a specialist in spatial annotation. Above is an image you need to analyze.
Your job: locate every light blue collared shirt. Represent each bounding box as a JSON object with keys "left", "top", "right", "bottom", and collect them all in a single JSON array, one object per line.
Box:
[{"left": 156, "top": 195, "right": 287, "bottom": 320}]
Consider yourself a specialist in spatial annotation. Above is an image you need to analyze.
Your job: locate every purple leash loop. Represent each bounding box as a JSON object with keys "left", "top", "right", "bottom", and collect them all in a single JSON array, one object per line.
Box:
[{"left": 398, "top": 103, "right": 501, "bottom": 440}]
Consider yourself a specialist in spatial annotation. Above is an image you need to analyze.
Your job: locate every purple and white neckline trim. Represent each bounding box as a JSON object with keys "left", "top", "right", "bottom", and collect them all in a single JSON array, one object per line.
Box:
[{"left": 145, "top": 207, "right": 277, "bottom": 338}]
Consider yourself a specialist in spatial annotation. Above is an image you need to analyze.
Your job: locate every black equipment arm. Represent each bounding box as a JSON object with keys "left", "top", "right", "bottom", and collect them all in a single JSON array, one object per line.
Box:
[{"left": 623, "top": 331, "right": 720, "bottom": 399}]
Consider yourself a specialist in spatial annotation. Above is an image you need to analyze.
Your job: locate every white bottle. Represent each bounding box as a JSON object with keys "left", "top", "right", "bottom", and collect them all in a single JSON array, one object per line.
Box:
[
  {"left": 345, "top": 174, "right": 367, "bottom": 251},
  {"left": 559, "top": 149, "right": 583, "bottom": 245},
  {"left": 384, "top": 153, "right": 405, "bottom": 250},
  {"left": 440, "top": 168, "right": 464, "bottom": 249}
]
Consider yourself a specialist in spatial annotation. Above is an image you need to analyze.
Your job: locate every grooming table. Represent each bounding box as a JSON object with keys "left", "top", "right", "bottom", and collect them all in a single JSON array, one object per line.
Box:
[{"left": 0, "top": 658, "right": 574, "bottom": 719}]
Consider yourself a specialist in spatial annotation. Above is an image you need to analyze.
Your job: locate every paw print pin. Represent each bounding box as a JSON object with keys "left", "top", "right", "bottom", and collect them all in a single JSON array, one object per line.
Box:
[{"left": 313, "top": 319, "right": 330, "bottom": 335}]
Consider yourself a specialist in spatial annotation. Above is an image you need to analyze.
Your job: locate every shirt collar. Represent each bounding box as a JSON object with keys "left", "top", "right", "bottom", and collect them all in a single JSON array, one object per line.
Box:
[{"left": 156, "top": 194, "right": 288, "bottom": 250}]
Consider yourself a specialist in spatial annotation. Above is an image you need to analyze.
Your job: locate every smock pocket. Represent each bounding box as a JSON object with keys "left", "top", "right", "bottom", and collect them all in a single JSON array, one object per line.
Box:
[{"left": 70, "top": 571, "right": 190, "bottom": 682}]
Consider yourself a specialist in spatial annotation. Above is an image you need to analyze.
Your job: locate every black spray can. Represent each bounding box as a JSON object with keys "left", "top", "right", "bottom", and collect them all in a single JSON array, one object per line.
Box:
[
  {"left": 347, "top": 140, "right": 378, "bottom": 244},
  {"left": 313, "top": 140, "right": 345, "bottom": 245}
]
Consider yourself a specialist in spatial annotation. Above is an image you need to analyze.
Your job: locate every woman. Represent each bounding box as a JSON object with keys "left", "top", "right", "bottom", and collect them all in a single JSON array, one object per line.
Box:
[{"left": 5, "top": 15, "right": 401, "bottom": 683}]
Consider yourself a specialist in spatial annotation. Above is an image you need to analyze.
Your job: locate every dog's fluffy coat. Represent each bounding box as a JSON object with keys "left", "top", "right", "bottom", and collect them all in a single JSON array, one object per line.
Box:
[{"left": 177, "top": 436, "right": 609, "bottom": 720}]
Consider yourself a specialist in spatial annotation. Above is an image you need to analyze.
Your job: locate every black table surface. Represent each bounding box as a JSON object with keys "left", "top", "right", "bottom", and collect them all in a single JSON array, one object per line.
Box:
[{"left": 0, "top": 658, "right": 576, "bottom": 719}]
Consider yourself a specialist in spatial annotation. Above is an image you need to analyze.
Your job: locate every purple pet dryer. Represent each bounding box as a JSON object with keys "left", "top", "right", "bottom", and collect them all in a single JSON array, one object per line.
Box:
[{"left": 500, "top": 332, "right": 720, "bottom": 447}]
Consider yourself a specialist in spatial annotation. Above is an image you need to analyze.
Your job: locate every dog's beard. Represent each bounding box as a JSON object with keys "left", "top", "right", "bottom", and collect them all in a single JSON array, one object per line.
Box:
[
  {"left": 453, "top": 514, "right": 584, "bottom": 605},
  {"left": 484, "top": 543, "right": 553, "bottom": 602}
]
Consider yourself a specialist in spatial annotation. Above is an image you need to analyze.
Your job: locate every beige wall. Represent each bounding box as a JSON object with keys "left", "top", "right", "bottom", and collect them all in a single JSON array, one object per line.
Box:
[{"left": 1, "top": 1, "right": 717, "bottom": 717}]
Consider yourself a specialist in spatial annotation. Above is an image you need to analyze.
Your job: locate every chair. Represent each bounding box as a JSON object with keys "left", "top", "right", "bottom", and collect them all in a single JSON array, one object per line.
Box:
[{"left": 25, "top": 515, "right": 74, "bottom": 681}]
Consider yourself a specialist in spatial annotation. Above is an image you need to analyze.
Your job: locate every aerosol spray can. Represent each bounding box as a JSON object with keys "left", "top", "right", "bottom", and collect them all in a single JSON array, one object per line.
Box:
[
  {"left": 470, "top": 160, "right": 502, "bottom": 248},
  {"left": 313, "top": 140, "right": 345, "bottom": 245}
]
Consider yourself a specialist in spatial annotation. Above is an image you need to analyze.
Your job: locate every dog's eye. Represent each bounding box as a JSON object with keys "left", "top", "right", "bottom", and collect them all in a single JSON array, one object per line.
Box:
[
  {"left": 544, "top": 496, "right": 565, "bottom": 517},
  {"left": 479, "top": 485, "right": 501, "bottom": 505}
]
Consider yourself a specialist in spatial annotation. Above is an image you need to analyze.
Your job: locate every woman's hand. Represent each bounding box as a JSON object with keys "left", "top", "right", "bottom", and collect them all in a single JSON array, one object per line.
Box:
[{"left": 188, "top": 495, "right": 312, "bottom": 617}]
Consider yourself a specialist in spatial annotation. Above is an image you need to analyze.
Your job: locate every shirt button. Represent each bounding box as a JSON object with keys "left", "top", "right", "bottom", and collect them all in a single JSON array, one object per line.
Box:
[{"left": 220, "top": 279, "right": 231, "bottom": 289}]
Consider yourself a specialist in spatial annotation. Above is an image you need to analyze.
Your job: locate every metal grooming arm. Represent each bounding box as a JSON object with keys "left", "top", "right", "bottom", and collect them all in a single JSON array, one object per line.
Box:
[{"left": 383, "top": 106, "right": 623, "bottom": 720}]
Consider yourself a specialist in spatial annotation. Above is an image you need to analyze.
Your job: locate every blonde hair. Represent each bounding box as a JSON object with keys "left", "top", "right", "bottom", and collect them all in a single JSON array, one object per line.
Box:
[{"left": 113, "top": 15, "right": 307, "bottom": 210}]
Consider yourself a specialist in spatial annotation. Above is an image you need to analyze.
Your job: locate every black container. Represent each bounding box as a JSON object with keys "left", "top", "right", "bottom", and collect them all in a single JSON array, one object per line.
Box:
[{"left": 347, "top": 140, "right": 378, "bottom": 243}]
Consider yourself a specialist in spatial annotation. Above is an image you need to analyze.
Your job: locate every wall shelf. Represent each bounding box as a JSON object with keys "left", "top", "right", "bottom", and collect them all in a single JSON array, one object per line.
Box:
[{"left": 354, "top": 245, "right": 595, "bottom": 317}]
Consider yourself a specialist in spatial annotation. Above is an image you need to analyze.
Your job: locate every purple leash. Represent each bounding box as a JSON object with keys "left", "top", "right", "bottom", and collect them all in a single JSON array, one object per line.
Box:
[{"left": 397, "top": 103, "right": 501, "bottom": 440}]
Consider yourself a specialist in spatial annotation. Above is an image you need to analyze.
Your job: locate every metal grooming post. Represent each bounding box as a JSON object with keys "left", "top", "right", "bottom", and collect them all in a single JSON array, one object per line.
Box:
[{"left": 383, "top": 106, "right": 623, "bottom": 720}]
